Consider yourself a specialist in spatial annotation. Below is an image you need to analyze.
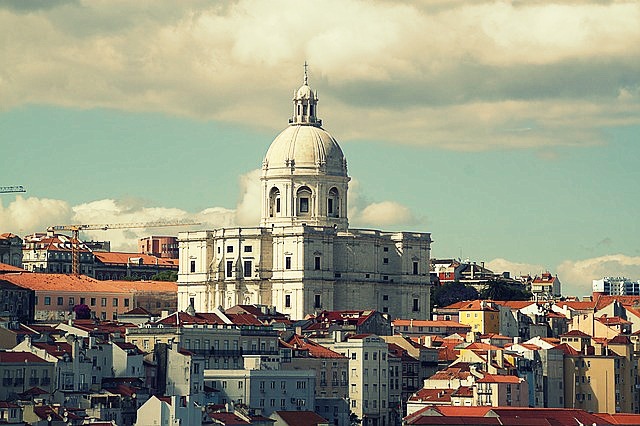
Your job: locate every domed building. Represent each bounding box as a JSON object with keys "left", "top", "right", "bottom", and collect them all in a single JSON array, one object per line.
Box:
[{"left": 177, "top": 67, "right": 433, "bottom": 320}]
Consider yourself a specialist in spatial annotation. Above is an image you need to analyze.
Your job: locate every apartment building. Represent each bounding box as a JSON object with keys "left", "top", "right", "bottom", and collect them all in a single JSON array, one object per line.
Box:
[{"left": 327, "top": 334, "right": 391, "bottom": 426}]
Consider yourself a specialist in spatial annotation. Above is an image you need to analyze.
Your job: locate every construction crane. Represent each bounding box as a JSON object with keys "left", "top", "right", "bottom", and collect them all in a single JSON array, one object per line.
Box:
[
  {"left": 0, "top": 185, "right": 26, "bottom": 194},
  {"left": 47, "top": 220, "right": 201, "bottom": 275}
]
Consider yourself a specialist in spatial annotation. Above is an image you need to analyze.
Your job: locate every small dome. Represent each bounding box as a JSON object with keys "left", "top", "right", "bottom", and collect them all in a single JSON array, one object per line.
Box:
[
  {"left": 263, "top": 125, "right": 347, "bottom": 177},
  {"left": 295, "top": 83, "right": 315, "bottom": 100}
]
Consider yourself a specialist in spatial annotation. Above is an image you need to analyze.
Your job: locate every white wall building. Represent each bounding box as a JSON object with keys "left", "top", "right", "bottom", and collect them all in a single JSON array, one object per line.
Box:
[
  {"left": 593, "top": 277, "right": 640, "bottom": 296},
  {"left": 178, "top": 67, "right": 433, "bottom": 320}
]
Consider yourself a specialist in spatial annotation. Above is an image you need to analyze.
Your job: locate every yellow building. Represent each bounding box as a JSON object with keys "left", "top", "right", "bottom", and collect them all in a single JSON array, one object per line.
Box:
[
  {"left": 458, "top": 301, "right": 500, "bottom": 335},
  {"left": 557, "top": 333, "right": 638, "bottom": 414}
]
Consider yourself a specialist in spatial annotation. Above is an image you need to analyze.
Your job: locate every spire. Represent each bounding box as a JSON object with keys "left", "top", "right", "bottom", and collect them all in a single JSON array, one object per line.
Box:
[
  {"left": 289, "top": 62, "right": 322, "bottom": 127},
  {"left": 303, "top": 60, "right": 308, "bottom": 85}
]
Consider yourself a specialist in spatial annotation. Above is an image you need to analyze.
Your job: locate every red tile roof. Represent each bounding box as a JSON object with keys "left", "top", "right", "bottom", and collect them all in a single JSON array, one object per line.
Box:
[
  {"left": 476, "top": 374, "right": 522, "bottom": 384},
  {"left": 273, "top": 410, "right": 328, "bottom": 426},
  {"left": 280, "top": 334, "right": 346, "bottom": 359},
  {"left": 458, "top": 300, "right": 499, "bottom": 312},
  {"left": 593, "top": 413, "right": 640, "bottom": 424},
  {"left": 561, "top": 330, "right": 591, "bottom": 338},
  {"left": 2, "top": 272, "right": 127, "bottom": 293},
  {"left": 596, "top": 315, "right": 631, "bottom": 326},
  {"left": 208, "top": 412, "right": 250, "bottom": 425},
  {"left": 392, "top": 319, "right": 471, "bottom": 329},
  {"left": 408, "top": 388, "right": 455, "bottom": 403},
  {"left": 0, "top": 263, "right": 25, "bottom": 272},
  {"left": 94, "top": 251, "right": 178, "bottom": 267},
  {"left": 554, "top": 343, "right": 580, "bottom": 356},
  {"left": 0, "top": 351, "right": 49, "bottom": 363}
]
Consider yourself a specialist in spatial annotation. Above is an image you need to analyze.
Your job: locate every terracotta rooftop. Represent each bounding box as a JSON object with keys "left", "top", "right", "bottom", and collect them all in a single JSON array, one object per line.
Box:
[
  {"left": 561, "top": 329, "right": 591, "bottom": 338},
  {"left": 0, "top": 263, "right": 25, "bottom": 272},
  {"left": 280, "top": 334, "right": 346, "bottom": 359},
  {"left": 0, "top": 351, "right": 49, "bottom": 364},
  {"left": 392, "top": 319, "right": 471, "bottom": 329},
  {"left": 2, "top": 272, "right": 127, "bottom": 292},
  {"left": 273, "top": 410, "right": 329, "bottom": 426},
  {"left": 476, "top": 374, "right": 522, "bottom": 384},
  {"left": 458, "top": 300, "right": 498, "bottom": 312},
  {"left": 408, "top": 387, "right": 455, "bottom": 403},
  {"left": 94, "top": 251, "right": 178, "bottom": 267}
]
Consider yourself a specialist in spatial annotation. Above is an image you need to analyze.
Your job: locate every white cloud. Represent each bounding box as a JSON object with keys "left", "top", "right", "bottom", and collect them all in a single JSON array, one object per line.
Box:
[
  {"left": 1, "top": 0, "right": 638, "bottom": 150},
  {"left": 485, "top": 258, "right": 547, "bottom": 278},
  {"left": 353, "top": 201, "right": 416, "bottom": 227},
  {"left": 0, "top": 196, "right": 71, "bottom": 234},
  {"left": 557, "top": 254, "right": 640, "bottom": 297},
  {"left": 234, "top": 169, "right": 262, "bottom": 226}
]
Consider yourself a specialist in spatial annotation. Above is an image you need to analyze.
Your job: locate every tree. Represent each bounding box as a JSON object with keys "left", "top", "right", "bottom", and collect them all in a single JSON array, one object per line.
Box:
[
  {"left": 432, "top": 282, "right": 479, "bottom": 308},
  {"left": 151, "top": 270, "right": 178, "bottom": 281},
  {"left": 480, "top": 278, "right": 532, "bottom": 301},
  {"left": 73, "top": 304, "right": 91, "bottom": 319}
]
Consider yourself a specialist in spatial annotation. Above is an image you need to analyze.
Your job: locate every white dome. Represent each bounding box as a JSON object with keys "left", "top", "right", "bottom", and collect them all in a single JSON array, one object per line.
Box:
[{"left": 263, "top": 125, "right": 347, "bottom": 177}]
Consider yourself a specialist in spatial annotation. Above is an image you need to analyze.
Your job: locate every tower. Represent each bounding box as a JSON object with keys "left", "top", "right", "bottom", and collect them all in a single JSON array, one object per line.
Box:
[{"left": 260, "top": 64, "right": 350, "bottom": 231}]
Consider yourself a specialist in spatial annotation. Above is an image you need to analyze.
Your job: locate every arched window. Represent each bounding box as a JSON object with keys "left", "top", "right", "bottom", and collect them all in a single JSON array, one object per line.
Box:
[
  {"left": 269, "top": 187, "right": 281, "bottom": 217},
  {"left": 328, "top": 187, "right": 339, "bottom": 217},
  {"left": 297, "top": 186, "right": 312, "bottom": 216}
]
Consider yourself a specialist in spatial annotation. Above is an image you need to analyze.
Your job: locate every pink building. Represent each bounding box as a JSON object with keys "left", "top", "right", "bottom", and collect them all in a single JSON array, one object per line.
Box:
[{"left": 138, "top": 236, "right": 178, "bottom": 259}]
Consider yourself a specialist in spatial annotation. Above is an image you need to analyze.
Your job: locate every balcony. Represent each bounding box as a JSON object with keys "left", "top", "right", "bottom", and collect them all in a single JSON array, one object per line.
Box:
[{"left": 29, "top": 377, "right": 39, "bottom": 386}]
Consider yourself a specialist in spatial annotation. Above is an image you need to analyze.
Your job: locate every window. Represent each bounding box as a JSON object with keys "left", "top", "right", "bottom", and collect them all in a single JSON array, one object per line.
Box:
[
  {"left": 244, "top": 246, "right": 252, "bottom": 253},
  {"left": 285, "top": 295, "right": 291, "bottom": 308},
  {"left": 413, "top": 261, "right": 419, "bottom": 275},
  {"left": 364, "top": 352, "right": 369, "bottom": 360},
  {"left": 314, "top": 294, "right": 321, "bottom": 309},
  {"left": 327, "top": 198, "right": 334, "bottom": 214},
  {"left": 68, "top": 297, "right": 74, "bottom": 306},
  {"left": 315, "top": 256, "right": 321, "bottom": 270},
  {"left": 413, "top": 298, "right": 420, "bottom": 312},
  {"left": 113, "top": 298, "right": 118, "bottom": 307},
  {"left": 190, "top": 260, "right": 196, "bottom": 273},
  {"left": 57, "top": 297, "right": 63, "bottom": 306},
  {"left": 90, "top": 297, "right": 96, "bottom": 306},
  {"left": 226, "top": 261, "right": 233, "bottom": 277},
  {"left": 243, "top": 260, "right": 252, "bottom": 278},
  {"left": 383, "top": 294, "right": 388, "bottom": 301},
  {"left": 101, "top": 298, "right": 107, "bottom": 307},
  {"left": 285, "top": 256, "right": 292, "bottom": 270},
  {"left": 383, "top": 257, "right": 389, "bottom": 264},
  {"left": 124, "top": 298, "right": 129, "bottom": 307},
  {"left": 276, "top": 198, "right": 281, "bottom": 213},
  {"left": 44, "top": 297, "right": 51, "bottom": 305},
  {"left": 80, "top": 297, "right": 85, "bottom": 305},
  {"left": 351, "top": 353, "right": 357, "bottom": 360},
  {"left": 226, "top": 245, "right": 233, "bottom": 253},
  {"left": 300, "top": 198, "right": 309, "bottom": 213}
]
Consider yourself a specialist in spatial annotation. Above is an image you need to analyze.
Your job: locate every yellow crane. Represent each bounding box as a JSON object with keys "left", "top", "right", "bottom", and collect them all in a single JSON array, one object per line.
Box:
[
  {"left": 47, "top": 220, "right": 200, "bottom": 275},
  {"left": 0, "top": 185, "right": 26, "bottom": 194}
]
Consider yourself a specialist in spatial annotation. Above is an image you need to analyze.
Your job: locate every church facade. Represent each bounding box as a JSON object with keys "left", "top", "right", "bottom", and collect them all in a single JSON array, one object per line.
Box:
[{"left": 177, "top": 69, "right": 433, "bottom": 320}]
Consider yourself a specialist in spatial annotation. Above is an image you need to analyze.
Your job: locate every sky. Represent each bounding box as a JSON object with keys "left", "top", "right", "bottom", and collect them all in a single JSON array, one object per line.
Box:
[{"left": 1, "top": 0, "right": 639, "bottom": 296}]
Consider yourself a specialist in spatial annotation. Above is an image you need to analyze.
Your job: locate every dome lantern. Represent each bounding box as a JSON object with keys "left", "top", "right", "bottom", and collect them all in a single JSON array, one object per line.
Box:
[{"left": 289, "top": 61, "right": 322, "bottom": 127}]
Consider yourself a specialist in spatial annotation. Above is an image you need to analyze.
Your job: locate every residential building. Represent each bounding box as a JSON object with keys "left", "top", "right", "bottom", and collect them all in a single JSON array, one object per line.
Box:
[
  {"left": 139, "top": 236, "right": 179, "bottom": 259},
  {"left": 474, "top": 374, "right": 528, "bottom": 407},
  {"left": 0, "top": 350, "right": 54, "bottom": 400},
  {"left": 457, "top": 300, "right": 500, "bottom": 335},
  {"left": 279, "top": 333, "right": 349, "bottom": 426},
  {"left": 391, "top": 319, "right": 471, "bottom": 338},
  {"left": 2, "top": 272, "right": 132, "bottom": 322},
  {"left": 93, "top": 251, "right": 178, "bottom": 281},
  {"left": 327, "top": 334, "right": 391, "bottom": 426},
  {"left": 205, "top": 355, "right": 316, "bottom": 417},
  {"left": 303, "top": 310, "right": 392, "bottom": 337},
  {"left": 0, "top": 277, "right": 34, "bottom": 323},
  {"left": 531, "top": 272, "right": 561, "bottom": 299},
  {"left": 177, "top": 69, "right": 433, "bottom": 321},
  {"left": 593, "top": 277, "right": 640, "bottom": 296},
  {"left": 135, "top": 395, "right": 203, "bottom": 426},
  {"left": 22, "top": 232, "right": 94, "bottom": 275},
  {"left": 0, "top": 233, "right": 22, "bottom": 268},
  {"left": 557, "top": 332, "right": 638, "bottom": 414}
]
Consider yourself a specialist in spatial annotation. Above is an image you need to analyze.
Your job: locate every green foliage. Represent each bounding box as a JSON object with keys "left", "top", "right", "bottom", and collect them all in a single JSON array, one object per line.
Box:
[
  {"left": 480, "top": 278, "right": 532, "bottom": 301},
  {"left": 151, "top": 270, "right": 178, "bottom": 281},
  {"left": 432, "top": 282, "right": 479, "bottom": 308}
]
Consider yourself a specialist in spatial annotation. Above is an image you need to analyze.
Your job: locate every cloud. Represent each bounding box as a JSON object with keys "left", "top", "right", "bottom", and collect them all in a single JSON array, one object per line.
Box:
[
  {"left": 353, "top": 201, "right": 417, "bottom": 227},
  {"left": 234, "top": 169, "right": 262, "bottom": 226},
  {"left": 0, "top": 196, "right": 72, "bottom": 234},
  {"left": 485, "top": 258, "right": 547, "bottom": 277},
  {"left": 557, "top": 254, "right": 640, "bottom": 297},
  {"left": 0, "top": 0, "right": 638, "bottom": 150}
]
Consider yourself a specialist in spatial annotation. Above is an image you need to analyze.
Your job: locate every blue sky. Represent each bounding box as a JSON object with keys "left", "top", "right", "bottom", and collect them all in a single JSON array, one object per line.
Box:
[{"left": 1, "top": 1, "right": 639, "bottom": 296}]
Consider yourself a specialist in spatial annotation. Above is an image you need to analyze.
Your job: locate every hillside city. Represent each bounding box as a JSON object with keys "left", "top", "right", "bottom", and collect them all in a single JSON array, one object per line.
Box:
[{"left": 1, "top": 75, "right": 637, "bottom": 426}]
